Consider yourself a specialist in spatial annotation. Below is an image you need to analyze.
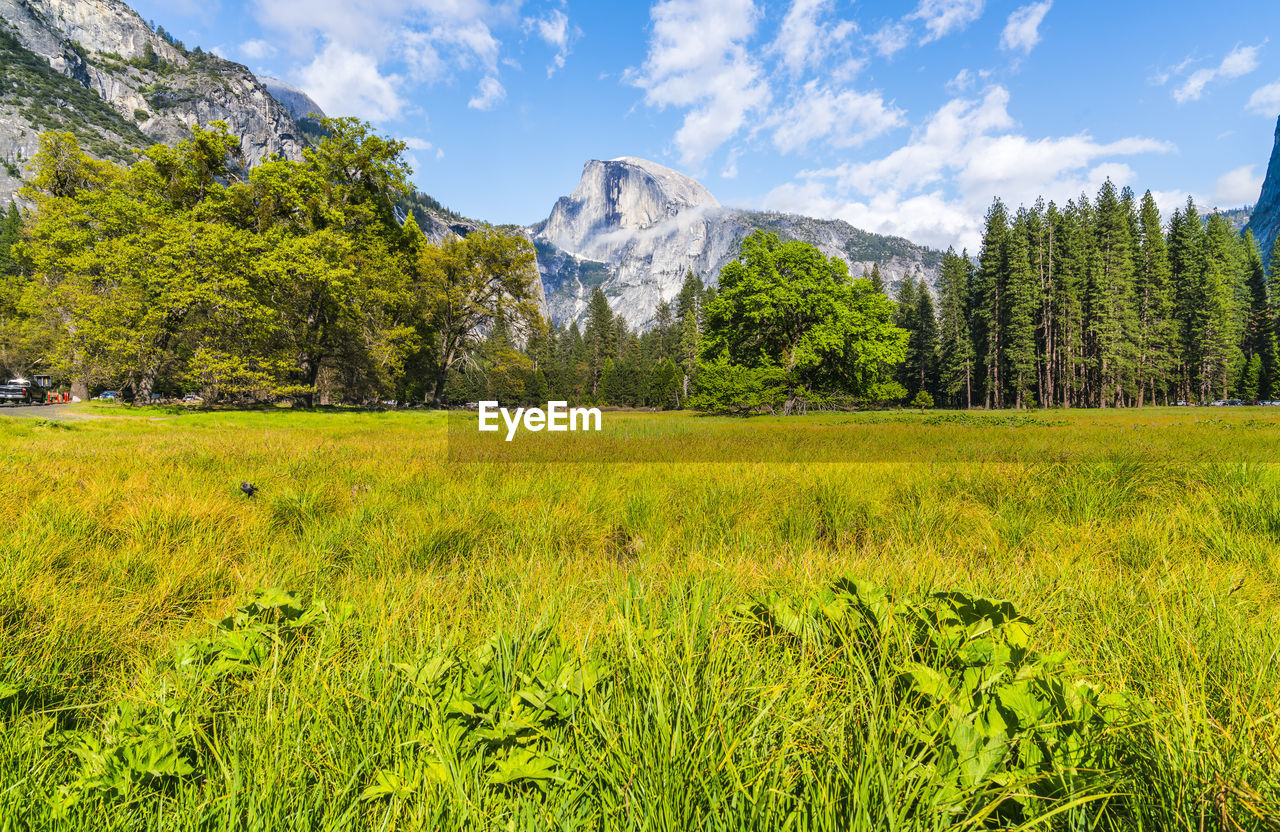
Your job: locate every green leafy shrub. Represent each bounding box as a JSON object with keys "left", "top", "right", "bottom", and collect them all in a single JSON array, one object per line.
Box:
[
  {"left": 746, "top": 579, "right": 1135, "bottom": 825},
  {"left": 362, "top": 630, "right": 607, "bottom": 801}
]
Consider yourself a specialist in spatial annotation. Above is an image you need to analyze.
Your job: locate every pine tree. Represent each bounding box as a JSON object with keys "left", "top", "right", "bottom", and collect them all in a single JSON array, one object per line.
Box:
[
  {"left": 1134, "top": 191, "right": 1175, "bottom": 404},
  {"left": 1201, "top": 214, "right": 1243, "bottom": 400},
  {"left": 894, "top": 275, "right": 920, "bottom": 395},
  {"left": 1005, "top": 210, "right": 1040, "bottom": 408},
  {"left": 1168, "top": 199, "right": 1206, "bottom": 401},
  {"left": 1087, "top": 181, "right": 1139, "bottom": 406},
  {"left": 936, "top": 248, "right": 974, "bottom": 408},
  {"left": 973, "top": 200, "right": 1010, "bottom": 408},
  {"left": 1050, "top": 198, "right": 1091, "bottom": 407},
  {"left": 912, "top": 282, "right": 939, "bottom": 399},
  {"left": 652, "top": 299, "right": 675, "bottom": 361},
  {"left": 584, "top": 286, "right": 614, "bottom": 398},
  {"left": 1027, "top": 201, "right": 1055, "bottom": 405},
  {"left": 0, "top": 203, "right": 19, "bottom": 276},
  {"left": 869, "top": 263, "right": 886, "bottom": 294}
]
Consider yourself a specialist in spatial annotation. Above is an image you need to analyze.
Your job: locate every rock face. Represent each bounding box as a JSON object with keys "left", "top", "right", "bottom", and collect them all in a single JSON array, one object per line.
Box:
[
  {"left": 532, "top": 158, "right": 941, "bottom": 329},
  {"left": 1246, "top": 116, "right": 1280, "bottom": 267},
  {"left": 0, "top": 0, "right": 305, "bottom": 204}
]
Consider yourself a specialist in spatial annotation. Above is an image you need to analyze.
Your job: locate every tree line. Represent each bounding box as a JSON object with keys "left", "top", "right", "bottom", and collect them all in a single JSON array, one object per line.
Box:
[
  {"left": 0, "top": 120, "right": 542, "bottom": 406},
  {"left": 452, "top": 232, "right": 909, "bottom": 413},
  {"left": 909, "top": 185, "right": 1280, "bottom": 408},
  {"left": 2, "top": 122, "right": 1276, "bottom": 411}
]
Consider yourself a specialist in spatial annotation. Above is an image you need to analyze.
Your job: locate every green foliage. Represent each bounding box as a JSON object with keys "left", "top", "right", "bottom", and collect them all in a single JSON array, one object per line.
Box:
[
  {"left": 364, "top": 630, "right": 606, "bottom": 800},
  {"left": 699, "top": 231, "right": 907, "bottom": 413},
  {"left": 689, "top": 357, "right": 787, "bottom": 414},
  {"left": 911, "top": 390, "right": 934, "bottom": 409},
  {"left": 12, "top": 119, "right": 539, "bottom": 405},
  {"left": 747, "top": 580, "right": 1132, "bottom": 824}
]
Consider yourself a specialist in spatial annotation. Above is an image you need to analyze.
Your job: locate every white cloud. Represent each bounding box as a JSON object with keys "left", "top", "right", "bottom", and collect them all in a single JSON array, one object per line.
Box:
[
  {"left": 769, "top": 80, "right": 905, "bottom": 154},
  {"left": 296, "top": 41, "right": 406, "bottom": 121},
  {"left": 870, "top": 22, "right": 911, "bottom": 57},
  {"left": 526, "top": 9, "right": 578, "bottom": 77},
  {"left": 1247, "top": 80, "right": 1280, "bottom": 115},
  {"left": 946, "top": 68, "right": 992, "bottom": 93},
  {"left": 767, "top": 86, "right": 1173, "bottom": 250},
  {"left": 1214, "top": 164, "right": 1262, "bottom": 205},
  {"left": 240, "top": 39, "right": 277, "bottom": 60},
  {"left": 721, "top": 148, "right": 741, "bottom": 179},
  {"left": 770, "top": 0, "right": 855, "bottom": 76},
  {"left": 909, "top": 0, "right": 985, "bottom": 45},
  {"left": 1172, "top": 43, "right": 1264, "bottom": 103},
  {"left": 252, "top": 0, "right": 530, "bottom": 122},
  {"left": 468, "top": 76, "right": 506, "bottom": 110},
  {"left": 403, "top": 137, "right": 434, "bottom": 151},
  {"left": 627, "top": 0, "right": 771, "bottom": 166},
  {"left": 1000, "top": 1, "right": 1051, "bottom": 55}
]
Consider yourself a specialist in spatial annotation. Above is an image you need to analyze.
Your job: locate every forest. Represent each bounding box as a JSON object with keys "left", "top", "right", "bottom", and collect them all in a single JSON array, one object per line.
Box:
[{"left": 1, "top": 120, "right": 1277, "bottom": 411}]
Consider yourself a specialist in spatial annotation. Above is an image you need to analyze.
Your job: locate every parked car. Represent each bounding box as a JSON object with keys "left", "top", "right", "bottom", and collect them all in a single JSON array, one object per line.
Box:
[
  {"left": 182, "top": 394, "right": 203, "bottom": 403},
  {"left": 0, "top": 379, "right": 45, "bottom": 405},
  {"left": 94, "top": 390, "right": 119, "bottom": 401}
]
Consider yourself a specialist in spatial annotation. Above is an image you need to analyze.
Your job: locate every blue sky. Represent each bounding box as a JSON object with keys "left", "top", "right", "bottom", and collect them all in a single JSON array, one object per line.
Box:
[{"left": 128, "top": 0, "right": 1280, "bottom": 251}]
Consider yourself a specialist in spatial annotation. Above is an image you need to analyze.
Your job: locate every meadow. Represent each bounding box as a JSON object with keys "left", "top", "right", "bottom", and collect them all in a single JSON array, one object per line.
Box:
[{"left": 0, "top": 405, "right": 1278, "bottom": 830}]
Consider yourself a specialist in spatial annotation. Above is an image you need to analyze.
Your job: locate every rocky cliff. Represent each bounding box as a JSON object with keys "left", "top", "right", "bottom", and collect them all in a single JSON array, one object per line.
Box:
[
  {"left": 532, "top": 157, "right": 941, "bottom": 329},
  {"left": 1246, "top": 115, "right": 1280, "bottom": 267},
  {"left": 0, "top": 0, "right": 305, "bottom": 204}
]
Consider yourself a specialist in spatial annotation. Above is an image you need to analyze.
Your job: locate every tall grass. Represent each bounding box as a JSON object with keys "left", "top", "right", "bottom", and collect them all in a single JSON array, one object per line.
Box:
[{"left": 0, "top": 406, "right": 1277, "bottom": 829}]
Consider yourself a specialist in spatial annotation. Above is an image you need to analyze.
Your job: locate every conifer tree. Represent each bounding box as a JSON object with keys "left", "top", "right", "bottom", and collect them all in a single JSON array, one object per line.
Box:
[
  {"left": 1051, "top": 198, "right": 1092, "bottom": 407},
  {"left": 0, "top": 203, "right": 19, "bottom": 277},
  {"left": 1168, "top": 199, "right": 1206, "bottom": 400},
  {"left": 1087, "top": 181, "right": 1139, "bottom": 406},
  {"left": 1134, "top": 191, "right": 1175, "bottom": 404},
  {"left": 911, "top": 282, "right": 939, "bottom": 399},
  {"left": 583, "top": 286, "right": 614, "bottom": 398},
  {"left": 869, "top": 263, "right": 886, "bottom": 294},
  {"left": 973, "top": 200, "right": 1010, "bottom": 407},
  {"left": 894, "top": 275, "right": 919, "bottom": 394},
  {"left": 1005, "top": 209, "right": 1040, "bottom": 407},
  {"left": 936, "top": 248, "right": 974, "bottom": 407}
]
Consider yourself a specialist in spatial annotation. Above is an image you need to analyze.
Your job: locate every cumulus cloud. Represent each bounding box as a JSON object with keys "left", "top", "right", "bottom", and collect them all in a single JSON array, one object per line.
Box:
[
  {"left": 1214, "top": 164, "right": 1263, "bottom": 205},
  {"left": 1171, "top": 43, "right": 1264, "bottom": 103},
  {"left": 1000, "top": 1, "right": 1051, "bottom": 55},
  {"left": 765, "top": 86, "right": 1173, "bottom": 250},
  {"left": 296, "top": 41, "right": 406, "bottom": 121},
  {"left": 402, "top": 137, "right": 434, "bottom": 151},
  {"left": 251, "top": 0, "right": 550, "bottom": 122},
  {"left": 1247, "top": 80, "right": 1280, "bottom": 115},
  {"left": 769, "top": 81, "right": 905, "bottom": 154},
  {"left": 468, "top": 76, "right": 506, "bottom": 110},
  {"left": 626, "top": 0, "right": 771, "bottom": 166}
]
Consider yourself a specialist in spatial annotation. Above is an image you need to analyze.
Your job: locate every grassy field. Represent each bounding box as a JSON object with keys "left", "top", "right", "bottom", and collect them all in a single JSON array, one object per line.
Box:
[{"left": 1, "top": 406, "right": 1278, "bottom": 830}]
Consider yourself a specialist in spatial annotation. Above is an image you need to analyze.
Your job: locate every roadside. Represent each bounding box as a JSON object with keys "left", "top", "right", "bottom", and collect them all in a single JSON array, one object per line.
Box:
[{"left": 0, "top": 403, "right": 80, "bottom": 419}]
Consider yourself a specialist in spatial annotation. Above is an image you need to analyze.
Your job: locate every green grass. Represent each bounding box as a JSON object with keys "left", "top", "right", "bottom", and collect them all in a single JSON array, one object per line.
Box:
[{"left": 0, "top": 407, "right": 1277, "bottom": 829}]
